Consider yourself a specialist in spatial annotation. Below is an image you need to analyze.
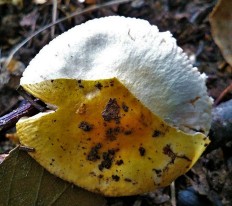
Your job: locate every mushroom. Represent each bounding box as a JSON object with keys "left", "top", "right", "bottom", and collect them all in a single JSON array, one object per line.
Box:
[{"left": 16, "top": 16, "right": 212, "bottom": 196}]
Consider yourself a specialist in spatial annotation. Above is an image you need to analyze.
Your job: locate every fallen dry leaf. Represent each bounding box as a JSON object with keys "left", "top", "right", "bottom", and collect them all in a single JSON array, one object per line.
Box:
[
  {"left": 0, "top": 147, "right": 106, "bottom": 206},
  {"left": 210, "top": 0, "right": 232, "bottom": 66}
]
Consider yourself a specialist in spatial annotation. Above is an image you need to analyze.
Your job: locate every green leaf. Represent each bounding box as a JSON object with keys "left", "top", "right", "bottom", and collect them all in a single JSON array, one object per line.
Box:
[{"left": 0, "top": 147, "right": 106, "bottom": 206}]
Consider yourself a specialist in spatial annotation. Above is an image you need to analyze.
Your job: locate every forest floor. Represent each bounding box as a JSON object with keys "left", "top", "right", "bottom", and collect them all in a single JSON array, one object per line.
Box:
[{"left": 0, "top": 0, "right": 232, "bottom": 205}]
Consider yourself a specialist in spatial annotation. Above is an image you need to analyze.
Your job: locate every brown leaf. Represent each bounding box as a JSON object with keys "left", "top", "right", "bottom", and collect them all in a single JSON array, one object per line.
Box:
[
  {"left": 210, "top": 0, "right": 232, "bottom": 66},
  {"left": 0, "top": 147, "right": 107, "bottom": 206}
]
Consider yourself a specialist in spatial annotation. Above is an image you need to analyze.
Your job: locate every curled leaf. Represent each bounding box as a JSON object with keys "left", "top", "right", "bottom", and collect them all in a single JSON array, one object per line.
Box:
[{"left": 210, "top": 0, "right": 232, "bottom": 66}]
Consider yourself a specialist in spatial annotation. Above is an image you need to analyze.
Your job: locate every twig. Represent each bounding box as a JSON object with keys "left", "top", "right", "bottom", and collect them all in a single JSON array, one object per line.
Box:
[
  {"left": 0, "top": 86, "right": 47, "bottom": 133},
  {"left": 18, "top": 145, "right": 35, "bottom": 152},
  {"left": 17, "top": 86, "right": 46, "bottom": 112},
  {"left": 170, "top": 181, "right": 176, "bottom": 206},
  {"left": 2, "top": 0, "right": 133, "bottom": 70},
  {"left": 51, "top": 0, "right": 58, "bottom": 38},
  {"left": 0, "top": 101, "right": 40, "bottom": 132},
  {"left": 214, "top": 83, "right": 232, "bottom": 106}
]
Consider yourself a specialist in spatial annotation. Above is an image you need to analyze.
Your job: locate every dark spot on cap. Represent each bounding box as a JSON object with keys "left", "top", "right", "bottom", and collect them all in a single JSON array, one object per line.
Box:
[
  {"left": 50, "top": 158, "right": 55, "bottom": 165},
  {"left": 89, "top": 171, "right": 96, "bottom": 176},
  {"left": 87, "top": 143, "right": 102, "bottom": 161},
  {"left": 124, "top": 178, "right": 132, "bottom": 182},
  {"left": 163, "top": 144, "right": 176, "bottom": 163},
  {"left": 116, "top": 159, "right": 124, "bottom": 165},
  {"left": 79, "top": 121, "right": 93, "bottom": 132},
  {"left": 106, "top": 127, "right": 120, "bottom": 141},
  {"left": 110, "top": 80, "right": 114, "bottom": 86},
  {"left": 122, "top": 102, "right": 129, "bottom": 112},
  {"left": 152, "top": 130, "right": 162, "bottom": 137},
  {"left": 163, "top": 144, "right": 191, "bottom": 164},
  {"left": 95, "top": 82, "right": 103, "bottom": 90},
  {"left": 60, "top": 145, "right": 66, "bottom": 151},
  {"left": 124, "top": 130, "right": 132, "bottom": 135},
  {"left": 98, "top": 174, "right": 104, "bottom": 178},
  {"left": 178, "top": 154, "right": 191, "bottom": 162},
  {"left": 112, "top": 175, "right": 120, "bottom": 181},
  {"left": 98, "top": 149, "right": 117, "bottom": 171},
  {"left": 102, "top": 98, "right": 120, "bottom": 123},
  {"left": 153, "top": 169, "right": 162, "bottom": 177},
  {"left": 51, "top": 80, "right": 54, "bottom": 83},
  {"left": 77, "top": 79, "right": 84, "bottom": 88},
  {"left": 139, "top": 147, "right": 146, "bottom": 156}
]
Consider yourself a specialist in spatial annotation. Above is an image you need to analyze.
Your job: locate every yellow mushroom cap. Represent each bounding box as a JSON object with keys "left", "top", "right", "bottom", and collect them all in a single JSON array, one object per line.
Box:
[
  {"left": 17, "top": 78, "right": 210, "bottom": 196},
  {"left": 17, "top": 16, "right": 212, "bottom": 196}
]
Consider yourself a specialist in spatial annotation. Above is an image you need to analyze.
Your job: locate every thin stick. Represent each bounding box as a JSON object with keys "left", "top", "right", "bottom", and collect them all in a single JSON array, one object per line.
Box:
[
  {"left": 17, "top": 86, "right": 46, "bottom": 112},
  {"left": 0, "top": 101, "right": 39, "bottom": 132},
  {"left": 0, "top": 86, "right": 47, "bottom": 132},
  {"left": 170, "top": 181, "right": 176, "bottom": 206},
  {"left": 214, "top": 83, "right": 232, "bottom": 106},
  {"left": 51, "top": 0, "right": 58, "bottom": 38},
  {"left": 19, "top": 145, "right": 35, "bottom": 152}
]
